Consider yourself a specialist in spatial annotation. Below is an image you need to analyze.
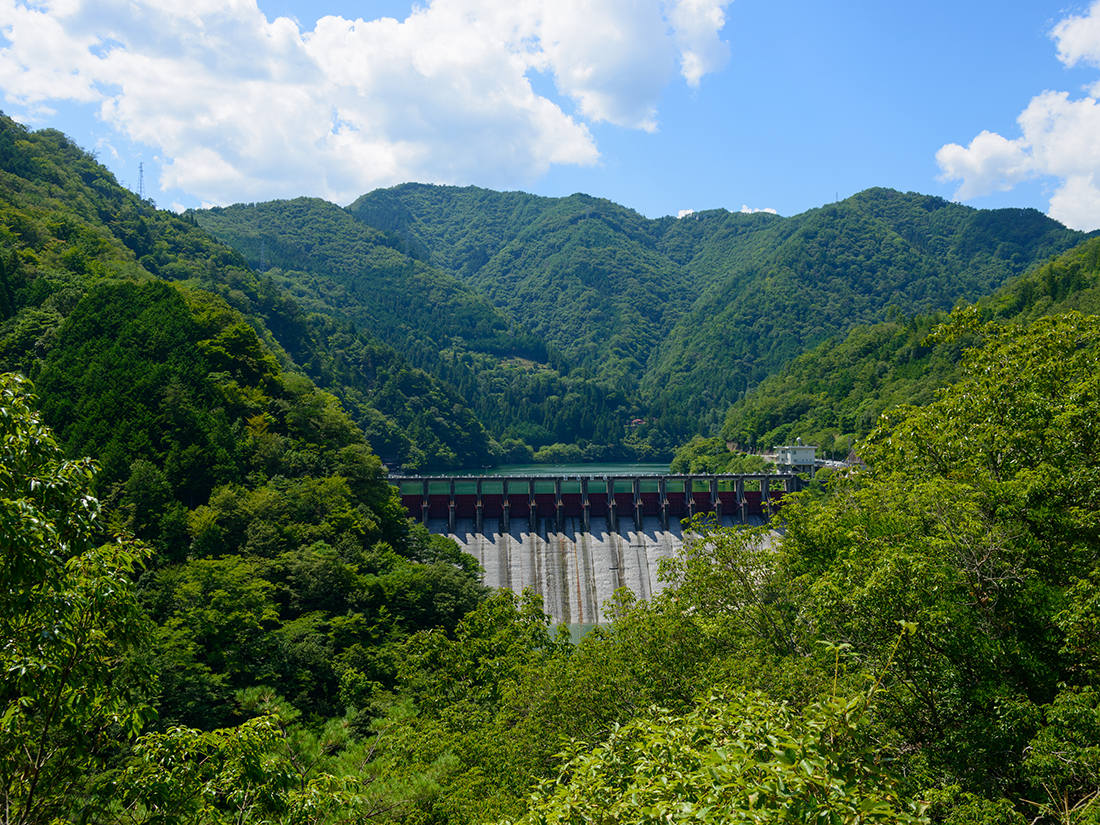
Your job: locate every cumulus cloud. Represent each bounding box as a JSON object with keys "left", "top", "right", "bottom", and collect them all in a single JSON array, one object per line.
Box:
[
  {"left": 1052, "top": 2, "right": 1100, "bottom": 71},
  {"left": 740, "top": 204, "right": 776, "bottom": 214},
  {"left": 936, "top": 1, "right": 1100, "bottom": 230},
  {"left": 0, "top": 0, "right": 733, "bottom": 205},
  {"left": 935, "top": 130, "right": 1031, "bottom": 200}
]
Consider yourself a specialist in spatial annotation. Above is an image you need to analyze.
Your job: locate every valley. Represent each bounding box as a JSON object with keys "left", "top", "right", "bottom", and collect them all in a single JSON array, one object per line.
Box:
[{"left": 4, "top": 113, "right": 1100, "bottom": 825}]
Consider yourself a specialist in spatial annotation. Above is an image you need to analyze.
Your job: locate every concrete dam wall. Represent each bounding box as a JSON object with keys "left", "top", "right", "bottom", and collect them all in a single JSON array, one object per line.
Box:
[
  {"left": 437, "top": 516, "right": 685, "bottom": 624},
  {"left": 393, "top": 474, "right": 800, "bottom": 624}
]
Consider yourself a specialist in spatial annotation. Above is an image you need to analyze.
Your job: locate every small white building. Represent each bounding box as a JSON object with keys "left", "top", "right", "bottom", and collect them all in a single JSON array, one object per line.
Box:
[{"left": 773, "top": 439, "right": 817, "bottom": 474}]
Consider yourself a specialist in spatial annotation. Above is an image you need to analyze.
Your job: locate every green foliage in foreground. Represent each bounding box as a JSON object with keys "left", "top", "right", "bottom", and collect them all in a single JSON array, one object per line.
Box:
[
  {"left": 5, "top": 307, "right": 1100, "bottom": 823},
  {"left": 418, "top": 310, "right": 1100, "bottom": 824},
  {"left": 0, "top": 374, "right": 480, "bottom": 824},
  {"left": 0, "top": 372, "right": 153, "bottom": 824},
  {"left": 514, "top": 689, "right": 927, "bottom": 825},
  {"left": 775, "top": 310, "right": 1100, "bottom": 815}
]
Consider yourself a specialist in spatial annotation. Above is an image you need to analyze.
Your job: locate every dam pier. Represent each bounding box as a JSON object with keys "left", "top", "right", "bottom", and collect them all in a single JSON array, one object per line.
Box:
[{"left": 391, "top": 473, "right": 802, "bottom": 624}]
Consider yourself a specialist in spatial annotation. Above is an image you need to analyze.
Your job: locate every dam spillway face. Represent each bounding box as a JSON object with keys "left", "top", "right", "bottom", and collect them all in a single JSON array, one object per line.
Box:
[
  {"left": 393, "top": 473, "right": 797, "bottom": 625},
  {"left": 436, "top": 516, "right": 684, "bottom": 624}
]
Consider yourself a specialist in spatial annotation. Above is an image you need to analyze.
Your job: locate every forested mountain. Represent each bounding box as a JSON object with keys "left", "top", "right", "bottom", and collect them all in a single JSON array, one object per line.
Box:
[
  {"left": 715, "top": 233, "right": 1100, "bottom": 457},
  {"left": 5, "top": 115, "right": 1100, "bottom": 825},
  {"left": 197, "top": 196, "right": 675, "bottom": 458},
  {"left": 0, "top": 112, "right": 493, "bottom": 809},
  {"left": 350, "top": 186, "right": 700, "bottom": 394},
  {"left": 211, "top": 183, "right": 1088, "bottom": 452},
  {"left": 644, "top": 189, "right": 1086, "bottom": 432},
  {"left": 193, "top": 197, "right": 540, "bottom": 364},
  {"left": 0, "top": 116, "right": 490, "bottom": 470}
]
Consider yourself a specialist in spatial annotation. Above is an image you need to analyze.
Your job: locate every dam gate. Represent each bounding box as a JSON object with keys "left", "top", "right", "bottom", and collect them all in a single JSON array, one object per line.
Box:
[{"left": 391, "top": 473, "right": 802, "bottom": 625}]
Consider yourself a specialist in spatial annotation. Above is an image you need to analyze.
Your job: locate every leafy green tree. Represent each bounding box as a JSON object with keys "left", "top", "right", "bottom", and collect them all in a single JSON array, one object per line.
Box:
[
  {"left": 778, "top": 309, "right": 1100, "bottom": 800},
  {"left": 659, "top": 519, "right": 804, "bottom": 657},
  {"left": 0, "top": 373, "right": 153, "bottom": 825},
  {"left": 112, "top": 689, "right": 429, "bottom": 825},
  {"left": 510, "top": 689, "right": 928, "bottom": 825},
  {"left": 1021, "top": 686, "right": 1100, "bottom": 823},
  {"left": 669, "top": 436, "right": 774, "bottom": 474}
]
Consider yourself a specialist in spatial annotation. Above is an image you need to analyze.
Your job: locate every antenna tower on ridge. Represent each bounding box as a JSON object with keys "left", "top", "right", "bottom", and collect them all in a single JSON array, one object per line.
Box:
[{"left": 138, "top": 163, "right": 145, "bottom": 201}]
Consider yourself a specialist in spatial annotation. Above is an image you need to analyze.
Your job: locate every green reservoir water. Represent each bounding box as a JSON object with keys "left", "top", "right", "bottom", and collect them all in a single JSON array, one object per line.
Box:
[{"left": 401, "top": 462, "right": 672, "bottom": 477}]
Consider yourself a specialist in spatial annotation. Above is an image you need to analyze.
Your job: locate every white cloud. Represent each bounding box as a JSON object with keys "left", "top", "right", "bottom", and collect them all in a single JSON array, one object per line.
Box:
[
  {"left": 0, "top": 0, "right": 734, "bottom": 205},
  {"left": 678, "top": 208, "right": 695, "bottom": 217},
  {"left": 935, "top": 130, "right": 1031, "bottom": 200},
  {"left": 664, "top": 0, "right": 731, "bottom": 86},
  {"left": 740, "top": 204, "right": 776, "bottom": 214},
  {"left": 1052, "top": 2, "right": 1100, "bottom": 70},
  {"left": 1049, "top": 173, "right": 1100, "bottom": 228},
  {"left": 936, "top": 1, "right": 1100, "bottom": 230}
]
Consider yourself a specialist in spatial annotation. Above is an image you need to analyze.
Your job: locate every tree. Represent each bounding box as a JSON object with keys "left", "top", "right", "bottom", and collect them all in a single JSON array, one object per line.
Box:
[
  {"left": 510, "top": 688, "right": 928, "bottom": 825},
  {"left": 0, "top": 373, "right": 153, "bottom": 825},
  {"left": 778, "top": 309, "right": 1100, "bottom": 800},
  {"left": 113, "top": 690, "right": 422, "bottom": 825}
]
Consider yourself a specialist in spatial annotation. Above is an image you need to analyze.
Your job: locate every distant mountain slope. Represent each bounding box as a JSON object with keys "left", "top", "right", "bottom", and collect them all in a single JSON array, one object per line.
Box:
[
  {"left": 352, "top": 184, "right": 703, "bottom": 393},
  {"left": 716, "top": 233, "right": 1100, "bottom": 457},
  {"left": 986, "top": 232, "right": 1100, "bottom": 322},
  {"left": 194, "top": 197, "right": 543, "bottom": 364},
  {"left": 198, "top": 194, "right": 671, "bottom": 457},
  {"left": 463, "top": 195, "right": 692, "bottom": 393},
  {"left": 348, "top": 186, "right": 759, "bottom": 394},
  {"left": 346, "top": 183, "right": 553, "bottom": 278},
  {"left": 0, "top": 114, "right": 489, "bottom": 470},
  {"left": 347, "top": 184, "right": 1088, "bottom": 439},
  {"left": 644, "top": 188, "right": 1088, "bottom": 433}
]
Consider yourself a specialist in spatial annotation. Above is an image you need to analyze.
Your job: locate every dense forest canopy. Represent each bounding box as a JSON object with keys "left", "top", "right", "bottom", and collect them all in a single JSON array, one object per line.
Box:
[
  {"left": 714, "top": 233, "right": 1100, "bottom": 459},
  {"left": 198, "top": 183, "right": 1090, "bottom": 456},
  {"left": 0, "top": 116, "right": 493, "bottom": 471},
  {"left": 6, "top": 305, "right": 1100, "bottom": 824},
  {"left": 4, "top": 113, "right": 1100, "bottom": 825}
]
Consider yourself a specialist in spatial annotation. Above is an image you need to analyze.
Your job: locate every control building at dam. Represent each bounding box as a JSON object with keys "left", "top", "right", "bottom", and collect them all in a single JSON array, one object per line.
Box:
[{"left": 390, "top": 473, "right": 802, "bottom": 625}]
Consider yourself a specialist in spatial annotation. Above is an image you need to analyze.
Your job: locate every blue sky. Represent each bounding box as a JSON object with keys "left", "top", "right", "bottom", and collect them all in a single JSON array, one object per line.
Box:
[{"left": 3, "top": 0, "right": 1100, "bottom": 228}]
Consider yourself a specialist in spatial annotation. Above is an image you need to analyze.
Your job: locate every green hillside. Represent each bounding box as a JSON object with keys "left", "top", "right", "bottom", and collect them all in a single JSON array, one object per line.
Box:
[
  {"left": 350, "top": 186, "right": 704, "bottom": 393},
  {"left": 197, "top": 195, "right": 676, "bottom": 459},
  {"left": 346, "top": 182, "right": 554, "bottom": 277},
  {"left": 0, "top": 116, "right": 491, "bottom": 470},
  {"left": 712, "top": 232, "right": 1100, "bottom": 459},
  {"left": 0, "top": 114, "right": 490, "bottom": 743},
  {"left": 644, "top": 188, "right": 1087, "bottom": 433},
  {"left": 345, "top": 184, "right": 1087, "bottom": 440},
  {"left": 194, "top": 197, "right": 542, "bottom": 363}
]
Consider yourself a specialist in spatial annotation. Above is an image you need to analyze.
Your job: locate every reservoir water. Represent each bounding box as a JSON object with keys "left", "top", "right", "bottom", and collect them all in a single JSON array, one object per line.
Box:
[{"left": 397, "top": 461, "right": 673, "bottom": 477}]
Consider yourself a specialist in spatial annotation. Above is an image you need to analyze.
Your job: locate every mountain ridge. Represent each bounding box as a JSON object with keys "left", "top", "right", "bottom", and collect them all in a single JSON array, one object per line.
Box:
[{"left": 262, "top": 182, "right": 1089, "bottom": 441}]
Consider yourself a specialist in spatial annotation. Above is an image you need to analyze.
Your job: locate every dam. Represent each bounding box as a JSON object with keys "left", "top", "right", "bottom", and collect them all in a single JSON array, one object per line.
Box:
[{"left": 391, "top": 473, "right": 802, "bottom": 624}]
